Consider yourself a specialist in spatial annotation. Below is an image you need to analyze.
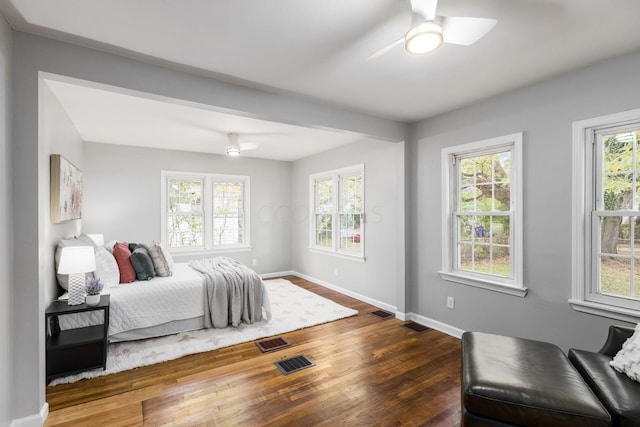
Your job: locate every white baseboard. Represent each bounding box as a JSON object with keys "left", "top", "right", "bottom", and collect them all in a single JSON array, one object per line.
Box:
[
  {"left": 260, "top": 270, "right": 295, "bottom": 279},
  {"left": 406, "top": 312, "right": 465, "bottom": 339},
  {"left": 10, "top": 403, "right": 48, "bottom": 427},
  {"left": 291, "top": 271, "right": 398, "bottom": 315}
]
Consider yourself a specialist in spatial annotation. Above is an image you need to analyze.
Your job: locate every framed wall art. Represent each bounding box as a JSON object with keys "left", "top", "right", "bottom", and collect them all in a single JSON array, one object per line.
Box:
[{"left": 50, "top": 154, "right": 82, "bottom": 223}]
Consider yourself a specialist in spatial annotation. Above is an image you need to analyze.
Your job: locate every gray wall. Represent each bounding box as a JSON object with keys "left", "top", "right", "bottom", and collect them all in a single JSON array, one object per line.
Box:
[
  {"left": 408, "top": 51, "right": 640, "bottom": 352},
  {"left": 10, "top": 31, "right": 406, "bottom": 423},
  {"left": 41, "top": 81, "right": 83, "bottom": 304},
  {"left": 82, "top": 142, "right": 292, "bottom": 273},
  {"left": 0, "top": 14, "right": 11, "bottom": 427},
  {"left": 291, "top": 139, "right": 405, "bottom": 312}
]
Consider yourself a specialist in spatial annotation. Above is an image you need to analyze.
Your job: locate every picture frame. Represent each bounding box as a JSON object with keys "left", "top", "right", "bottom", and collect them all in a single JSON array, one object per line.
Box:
[{"left": 50, "top": 154, "right": 82, "bottom": 223}]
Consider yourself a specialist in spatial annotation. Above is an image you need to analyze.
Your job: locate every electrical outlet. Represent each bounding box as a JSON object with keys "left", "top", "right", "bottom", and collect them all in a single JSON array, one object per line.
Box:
[
  {"left": 447, "top": 296, "right": 455, "bottom": 310},
  {"left": 252, "top": 259, "right": 257, "bottom": 267}
]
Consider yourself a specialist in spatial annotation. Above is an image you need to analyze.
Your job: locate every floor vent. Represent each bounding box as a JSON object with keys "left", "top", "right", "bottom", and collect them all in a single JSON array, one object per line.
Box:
[
  {"left": 275, "top": 355, "right": 315, "bottom": 375},
  {"left": 401, "top": 321, "right": 432, "bottom": 334},
  {"left": 370, "top": 310, "right": 394, "bottom": 320},
  {"left": 256, "top": 337, "right": 291, "bottom": 353}
]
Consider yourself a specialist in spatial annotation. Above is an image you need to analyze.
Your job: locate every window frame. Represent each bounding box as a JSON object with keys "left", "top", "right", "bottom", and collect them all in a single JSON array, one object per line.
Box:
[
  {"left": 571, "top": 108, "right": 640, "bottom": 323},
  {"left": 161, "top": 170, "right": 250, "bottom": 254},
  {"left": 309, "top": 164, "right": 365, "bottom": 261},
  {"left": 439, "top": 133, "right": 525, "bottom": 297}
]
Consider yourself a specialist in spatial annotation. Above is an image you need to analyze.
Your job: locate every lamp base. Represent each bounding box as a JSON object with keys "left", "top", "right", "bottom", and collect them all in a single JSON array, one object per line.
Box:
[{"left": 67, "top": 273, "right": 86, "bottom": 306}]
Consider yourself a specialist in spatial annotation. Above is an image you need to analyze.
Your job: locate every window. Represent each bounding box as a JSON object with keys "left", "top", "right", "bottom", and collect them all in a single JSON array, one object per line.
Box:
[
  {"left": 572, "top": 109, "right": 640, "bottom": 322},
  {"left": 440, "top": 133, "right": 525, "bottom": 296},
  {"left": 310, "top": 165, "right": 364, "bottom": 259},
  {"left": 161, "top": 171, "right": 249, "bottom": 252}
]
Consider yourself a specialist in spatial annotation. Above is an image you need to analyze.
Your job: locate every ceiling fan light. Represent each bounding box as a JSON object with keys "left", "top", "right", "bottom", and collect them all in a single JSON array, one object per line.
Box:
[
  {"left": 226, "top": 145, "right": 240, "bottom": 157},
  {"left": 405, "top": 21, "right": 443, "bottom": 55}
]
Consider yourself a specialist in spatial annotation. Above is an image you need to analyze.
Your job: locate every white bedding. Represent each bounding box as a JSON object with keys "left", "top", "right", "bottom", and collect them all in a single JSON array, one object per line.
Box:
[{"left": 59, "top": 263, "right": 205, "bottom": 337}]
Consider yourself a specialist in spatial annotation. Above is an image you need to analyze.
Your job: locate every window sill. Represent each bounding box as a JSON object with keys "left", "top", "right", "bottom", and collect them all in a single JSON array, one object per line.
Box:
[
  {"left": 438, "top": 271, "right": 528, "bottom": 297},
  {"left": 568, "top": 299, "right": 640, "bottom": 323},
  {"left": 308, "top": 247, "right": 366, "bottom": 263}
]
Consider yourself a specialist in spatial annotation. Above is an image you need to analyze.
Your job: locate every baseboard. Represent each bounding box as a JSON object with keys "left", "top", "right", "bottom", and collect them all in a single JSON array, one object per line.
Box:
[
  {"left": 406, "top": 313, "right": 465, "bottom": 339},
  {"left": 260, "top": 270, "right": 295, "bottom": 279},
  {"left": 291, "top": 271, "right": 398, "bottom": 315},
  {"left": 10, "top": 403, "right": 48, "bottom": 427}
]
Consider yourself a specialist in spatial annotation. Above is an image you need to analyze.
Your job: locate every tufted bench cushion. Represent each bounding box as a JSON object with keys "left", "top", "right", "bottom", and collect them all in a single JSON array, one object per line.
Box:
[{"left": 462, "top": 332, "right": 611, "bottom": 427}]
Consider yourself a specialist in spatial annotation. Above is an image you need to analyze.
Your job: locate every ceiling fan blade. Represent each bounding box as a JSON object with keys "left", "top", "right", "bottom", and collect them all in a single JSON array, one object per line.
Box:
[
  {"left": 410, "top": 0, "right": 438, "bottom": 21},
  {"left": 239, "top": 142, "right": 259, "bottom": 151},
  {"left": 368, "top": 38, "right": 404, "bottom": 60},
  {"left": 441, "top": 16, "right": 497, "bottom": 46}
]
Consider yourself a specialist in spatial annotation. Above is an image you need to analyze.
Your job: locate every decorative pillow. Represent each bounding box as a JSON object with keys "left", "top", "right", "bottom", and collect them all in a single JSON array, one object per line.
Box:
[
  {"left": 93, "top": 246, "right": 120, "bottom": 288},
  {"left": 610, "top": 323, "right": 640, "bottom": 383},
  {"left": 112, "top": 242, "right": 136, "bottom": 284},
  {"left": 54, "top": 237, "right": 94, "bottom": 290},
  {"left": 130, "top": 247, "right": 156, "bottom": 281},
  {"left": 148, "top": 240, "right": 173, "bottom": 277},
  {"left": 104, "top": 240, "right": 117, "bottom": 254}
]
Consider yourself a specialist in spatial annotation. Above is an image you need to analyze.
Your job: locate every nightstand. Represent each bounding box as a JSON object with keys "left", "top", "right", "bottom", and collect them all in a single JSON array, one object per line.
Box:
[{"left": 45, "top": 294, "right": 110, "bottom": 381}]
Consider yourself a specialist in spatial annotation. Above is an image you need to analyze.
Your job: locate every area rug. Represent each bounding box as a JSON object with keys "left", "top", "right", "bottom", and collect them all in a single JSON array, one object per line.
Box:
[{"left": 49, "top": 278, "right": 357, "bottom": 385}]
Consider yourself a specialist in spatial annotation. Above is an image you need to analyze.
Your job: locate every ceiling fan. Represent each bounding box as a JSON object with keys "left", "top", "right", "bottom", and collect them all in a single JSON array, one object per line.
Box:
[
  {"left": 225, "top": 132, "right": 259, "bottom": 157},
  {"left": 369, "top": 0, "right": 497, "bottom": 59}
]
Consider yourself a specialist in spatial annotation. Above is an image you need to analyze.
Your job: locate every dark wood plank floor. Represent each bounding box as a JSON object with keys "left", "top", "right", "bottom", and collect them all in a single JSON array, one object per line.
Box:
[{"left": 45, "top": 276, "right": 462, "bottom": 426}]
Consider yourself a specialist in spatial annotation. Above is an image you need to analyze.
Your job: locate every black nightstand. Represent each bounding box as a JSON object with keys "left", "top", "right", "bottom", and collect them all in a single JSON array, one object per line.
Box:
[{"left": 45, "top": 294, "right": 110, "bottom": 382}]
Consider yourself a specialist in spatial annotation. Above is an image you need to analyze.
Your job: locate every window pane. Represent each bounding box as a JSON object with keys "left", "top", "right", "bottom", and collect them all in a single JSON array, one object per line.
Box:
[
  {"left": 213, "top": 181, "right": 244, "bottom": 245},
  {"left": 316, "top": 179, "right": 333, "bottom": 214},
  {"left": 492, "top": 216, "right": 510, "bottom": 245},
  {"left": 167, "top": 214, "right": 203, "bottom": 247},
  {"left": 458, "top": 151, "right": 510, "bottom": 212},
  {"left": 167, "top": 178, "right": 204, "bottom": 248},
  {"left": 600, "top": 256, "right": 631, "bottom": 297},
  {"left": 340, "top": 175, "right": 362, "bottom": 213},
  {"left": 458, "top": 216, "right": 473, "bottom": 242},
  {"left": 315, "top": 214, "right": 332, "bottom": 248},
  {"left": 339, "top": 214, "right": 361, "bottom": 252}
]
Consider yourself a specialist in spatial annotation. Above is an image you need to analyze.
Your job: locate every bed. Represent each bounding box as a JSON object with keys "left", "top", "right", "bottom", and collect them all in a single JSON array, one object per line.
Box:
[{"left": 55, "top": 237, "right": 271, "bottom": 342}]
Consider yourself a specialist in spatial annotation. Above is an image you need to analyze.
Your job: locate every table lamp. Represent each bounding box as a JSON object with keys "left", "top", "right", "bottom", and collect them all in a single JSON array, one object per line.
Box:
[{"left": 57, "top": 246, "right": 96, "bottom": 305}]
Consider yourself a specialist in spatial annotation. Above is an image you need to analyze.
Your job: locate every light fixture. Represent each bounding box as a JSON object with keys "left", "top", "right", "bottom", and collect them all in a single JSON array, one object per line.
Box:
[
  {"left": 226, "top": 132, "right": 241, "bottom": 157},
  {"left": 226, "top": 145, "right": 241, "bottom": 157},
  {"left": 57, "top": 246, "right": 96, "bottom": 306},
  {"left": 405, "top": 21, "right": 444, "bottom": 55}
]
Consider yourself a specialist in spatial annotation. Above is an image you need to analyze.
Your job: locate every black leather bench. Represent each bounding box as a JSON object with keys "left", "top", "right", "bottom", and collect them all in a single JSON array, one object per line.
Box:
[
  {"left": 461, "top": 332, "right": 612, "bottom": 427},
  {"left": 569, "top": 325, "right": 640, "bottom": 427}
]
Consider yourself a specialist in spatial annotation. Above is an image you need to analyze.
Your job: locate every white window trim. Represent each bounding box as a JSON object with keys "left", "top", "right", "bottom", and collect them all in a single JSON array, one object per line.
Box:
[
  {"left": 439, "top": 132, "right": 526, "bottom": 297},
  {"left": 308, "top": 164, "right": 365, "bottom": 261},
  {"left": 161, "top": 170, "right": 251, "bottom": 254},
  {"left": 571, "top": 108, "right": 640, "bottom": 323}
]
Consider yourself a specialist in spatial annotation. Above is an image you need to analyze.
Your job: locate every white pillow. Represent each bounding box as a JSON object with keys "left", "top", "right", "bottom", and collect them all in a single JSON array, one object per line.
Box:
[
  {"left": 93, "top": 246, "right": 120, "bottom": 288},
  {"left": 149, "top": 240, "right": 174, "bottom": 277},
  {"left": 610, "top": 323, "right": 640, "bottom": 383}
]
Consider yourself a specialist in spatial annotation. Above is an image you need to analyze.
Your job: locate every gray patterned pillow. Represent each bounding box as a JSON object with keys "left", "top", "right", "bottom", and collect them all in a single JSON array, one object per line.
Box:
[{"left": 148, "top": 240, "right": 173, "bottom": 277}]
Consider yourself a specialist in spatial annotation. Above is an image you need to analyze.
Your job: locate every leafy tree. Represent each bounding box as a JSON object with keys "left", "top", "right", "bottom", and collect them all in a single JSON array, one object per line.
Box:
[{"left": 601, "top": 134, "right": 635, "bottom": 254}]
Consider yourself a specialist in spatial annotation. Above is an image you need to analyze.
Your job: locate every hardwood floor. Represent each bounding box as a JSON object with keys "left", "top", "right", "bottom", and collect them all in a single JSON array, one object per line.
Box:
[{"left": 45, "top": 276, "right": 462, "bottom": 426}]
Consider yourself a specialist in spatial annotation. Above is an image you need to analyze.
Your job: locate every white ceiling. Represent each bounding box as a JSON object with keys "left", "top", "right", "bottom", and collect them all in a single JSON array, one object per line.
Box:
[
  {"left": 44, "top": 78, "right": 372, "bottom": 161},
  {"left": 5, "top": 0, "right": 640, "bottom": 159}
]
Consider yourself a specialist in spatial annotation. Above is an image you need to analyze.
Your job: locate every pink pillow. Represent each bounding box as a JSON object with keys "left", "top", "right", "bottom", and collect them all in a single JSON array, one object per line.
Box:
[{"left": 112, "top": 242, "right": 136, "bottom": 284}]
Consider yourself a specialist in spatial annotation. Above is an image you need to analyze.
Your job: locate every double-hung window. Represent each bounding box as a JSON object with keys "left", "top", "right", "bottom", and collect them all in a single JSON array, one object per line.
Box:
[
  {"left": 310, "top": 165, "right": 364, "bottom": 259},
  {"left": 440, "top": 133, "right": 525, "bottom": 296},
  {"left": 162, "top": 171, "right": 249, "bottom": 252},
  {"left": 572, "top": 109, "right": 640, "bottom": 322}
]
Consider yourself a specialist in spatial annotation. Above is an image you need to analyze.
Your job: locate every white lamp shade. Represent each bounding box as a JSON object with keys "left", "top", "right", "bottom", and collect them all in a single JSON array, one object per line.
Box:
[
  {"left": 57, "top": 246, "right": 96, "bottom": 274},
  {"left": 86, "top": 233, "right": 105, "bottom": 246}
]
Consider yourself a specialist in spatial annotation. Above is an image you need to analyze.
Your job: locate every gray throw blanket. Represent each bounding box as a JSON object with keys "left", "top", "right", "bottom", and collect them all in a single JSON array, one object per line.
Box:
[{"left": 188, "top": 257, "right": 271, "bottom": 329}]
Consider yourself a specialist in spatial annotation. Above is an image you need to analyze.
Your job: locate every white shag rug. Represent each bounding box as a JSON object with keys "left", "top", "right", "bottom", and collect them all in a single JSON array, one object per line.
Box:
[{"left": 50, "top": 278, "right": 357, "bottom": 386}]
